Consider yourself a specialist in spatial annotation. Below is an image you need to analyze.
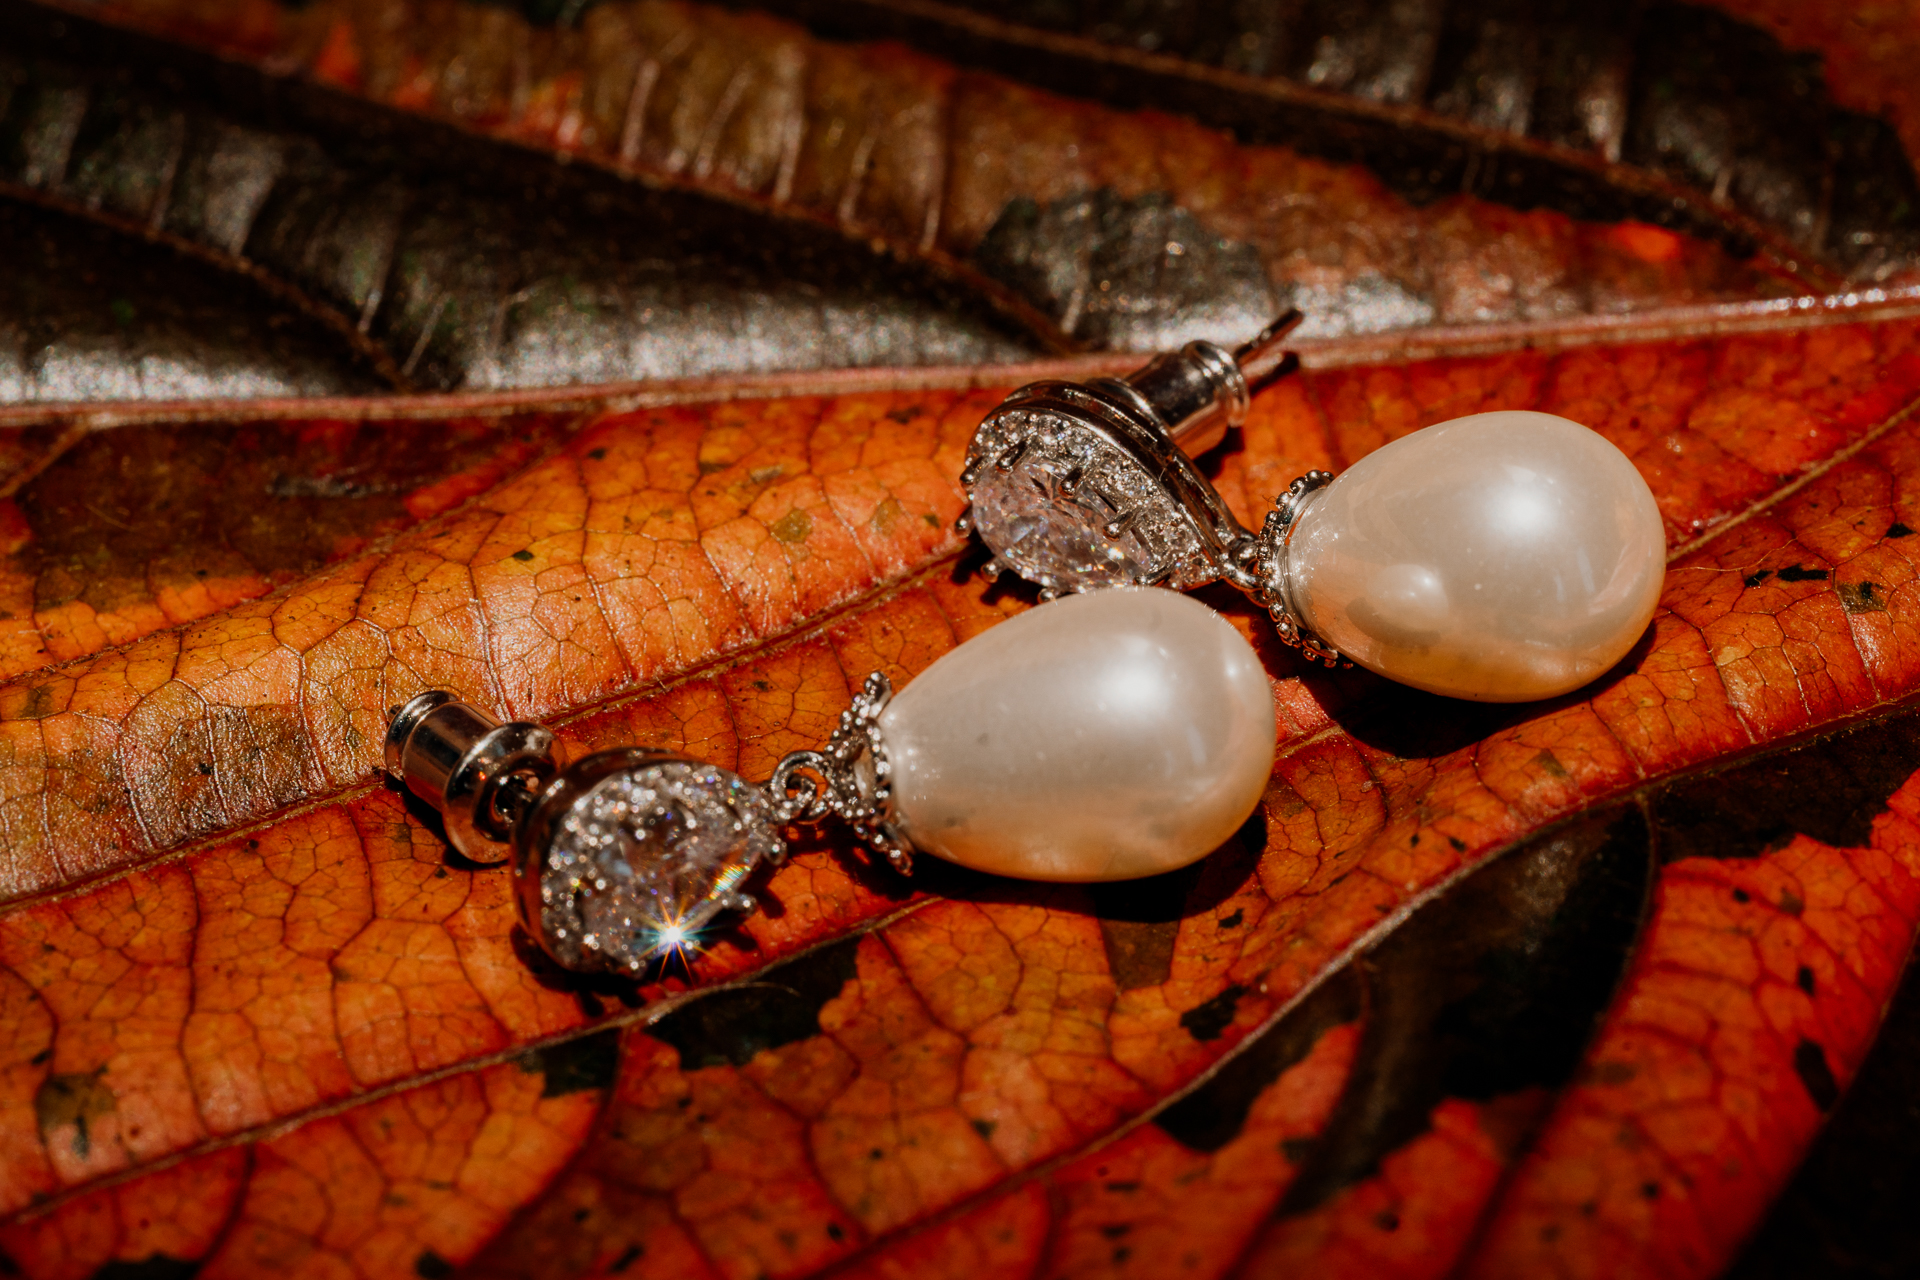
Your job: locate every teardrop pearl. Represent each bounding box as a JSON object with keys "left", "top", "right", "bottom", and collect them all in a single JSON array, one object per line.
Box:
[
  {"left": 1285, "top": 410, "right": 1665, "bottom": 702},
  {"left": 880, "top": 589, "right": 1277, "bottom": 882}
]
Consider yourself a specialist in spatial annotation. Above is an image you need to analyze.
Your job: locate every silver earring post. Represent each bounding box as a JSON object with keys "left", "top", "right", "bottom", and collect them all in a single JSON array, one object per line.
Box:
[{"left": 383, "top": 675, "right": 907, "bottom": 975}]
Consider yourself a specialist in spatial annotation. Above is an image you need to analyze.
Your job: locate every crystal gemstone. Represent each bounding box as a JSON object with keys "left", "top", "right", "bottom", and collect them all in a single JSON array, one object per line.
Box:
[
  {"left": 969, "top": 409, "right": 1211, "bottom": 592},
  {"left": 538, "top": 760, "right": 778, "bottom": 971}
]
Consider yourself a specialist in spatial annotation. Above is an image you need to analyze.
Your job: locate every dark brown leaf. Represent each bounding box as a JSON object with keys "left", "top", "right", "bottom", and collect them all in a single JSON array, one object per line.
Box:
[
  {"left": 0, "top": 2, "right": 1051, "bottom": 401},
  {"left": 0, "top": 197, "right": 387, "bottom": 399},
  {"left": 758, "top": 0, "right": 1920, "bottom": 284},
  {"left": 67, "top": 0, "right": 1813, "bottom": 362}
]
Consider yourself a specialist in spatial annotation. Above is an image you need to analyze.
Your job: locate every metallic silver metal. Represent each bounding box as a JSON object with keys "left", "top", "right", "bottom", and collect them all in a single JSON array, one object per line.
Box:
[
  {"left": 766, "top": 672, "right": 911, "bottom": 874},
  {"left": 956, "top": 311, "right": 1356, "bottom": 667},
  {"left": 961, "top": 377, "right": 1248, "bottom": 591},
  {"left": 1251, "top": 471, "right": 1349, "bottom": 667},
  {"left": 385, "top": 690, "right": 557, "bottom": 861},
  {"left": 1233, "top": 312, "right": 1305, "bottom": 398},
  {"left": 386, "top": 671, "right": 915, "bottom": 974},
  {"left": 1108, "top": 341, "right": 1244, "bottom": 455},
  {"left": 960, "top": 309, "right": 1308, "bottom": 598},
  {"left": 1110, "top": 309, "right": 1301, "bottom": 453},
  {"left": 1085, "top": 376, "right": 1166, "bottom": 440},
  {"left": 510, "top": 744, "right": 679, "bottom": 963}
]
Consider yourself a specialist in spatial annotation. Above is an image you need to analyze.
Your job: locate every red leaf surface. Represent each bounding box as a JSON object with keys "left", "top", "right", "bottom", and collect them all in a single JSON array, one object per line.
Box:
[
  {"left": 2, "top": 297, "right": 1920, "bottom": 1278},
  {"left": 11, "top": 1, "right": 1920, "bottom": 1275}
]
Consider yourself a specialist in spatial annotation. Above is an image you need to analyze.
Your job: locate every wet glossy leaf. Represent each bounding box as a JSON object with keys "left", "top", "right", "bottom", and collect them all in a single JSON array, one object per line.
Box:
[
  {"left": 760, "top": 0, "right": 1920, "bottom": 283},
  {"left": 71, "top": 0, "right": 1920, "bottom": 339},
  {"left": 0, "top": 2, "right": 1051, "bottom": 402},
  {"left": 8, "top": 0, "right": 1880, "bottom": 406},
  {"left": 8, "top": 2, "right": 1920, "bottom": 1277},
  {"left": 0, "top": 198, "right": 388, "bottom": 400}
]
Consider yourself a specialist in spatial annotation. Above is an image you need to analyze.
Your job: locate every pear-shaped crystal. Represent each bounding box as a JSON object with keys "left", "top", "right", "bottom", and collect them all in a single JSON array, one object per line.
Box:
[
  {"left": 968, "top": 409, "right": 1213, "bottom": 591},
  {"left": 538, "top": 761, "right": 778, "bottom": 971}
]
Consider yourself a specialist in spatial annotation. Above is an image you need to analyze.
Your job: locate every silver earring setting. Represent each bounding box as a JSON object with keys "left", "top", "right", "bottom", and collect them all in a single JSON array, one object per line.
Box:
[
  {"left": 384, "top": 310, "right": 1671, "bottom": 975},
  {"left": 957, "top": 310, "right": 1329, "bottom": 645},
  {"left": 958, "top": 312, "right": 1670, "bottom": 703},
  {"left": 384, "top": 687, "right": 899, "bottom": 975},
  {"left": 386, "top": 592, "right": 1279, "bottom": 974}
]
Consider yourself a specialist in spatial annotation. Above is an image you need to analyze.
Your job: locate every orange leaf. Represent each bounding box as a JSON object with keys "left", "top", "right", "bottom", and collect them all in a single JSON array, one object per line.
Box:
[{"left": 1, "top": 298, "right": 1919, "bottom": 1277}]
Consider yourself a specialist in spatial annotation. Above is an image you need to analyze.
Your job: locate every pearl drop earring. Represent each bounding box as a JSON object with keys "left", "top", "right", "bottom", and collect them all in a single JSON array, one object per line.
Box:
[
  {"left": 385, "top": 311, "right": 1668, "bottom": 973},
  {"left": 959, "top": 312, "right": 1667, "bottom": 702},
  {"left": 387, "top": 589, "right": 1277, "bottom": 973}
]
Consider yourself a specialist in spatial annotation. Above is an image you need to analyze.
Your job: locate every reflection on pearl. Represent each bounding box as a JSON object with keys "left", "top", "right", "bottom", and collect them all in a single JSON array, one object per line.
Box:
[
  {"left": 1285, "top": 410, "right": 1666, "bottom": 702},
  {"left": 881, "top": 589, "right": 1276, "bottom": 881}
]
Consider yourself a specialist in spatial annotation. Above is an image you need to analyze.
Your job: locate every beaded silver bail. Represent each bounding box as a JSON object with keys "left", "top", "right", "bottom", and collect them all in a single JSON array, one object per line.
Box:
[{"left": 1248, "top": 470, "right": 1349, "bottom": 667}]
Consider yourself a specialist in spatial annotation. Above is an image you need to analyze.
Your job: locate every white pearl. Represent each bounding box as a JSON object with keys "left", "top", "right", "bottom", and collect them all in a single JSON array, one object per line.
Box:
[
  {"left": 1286, "top": 410, "right": 1666, "bottom": 702},
  {"left": 881, "top": 589, "right": 1276, "bottom": 882}
]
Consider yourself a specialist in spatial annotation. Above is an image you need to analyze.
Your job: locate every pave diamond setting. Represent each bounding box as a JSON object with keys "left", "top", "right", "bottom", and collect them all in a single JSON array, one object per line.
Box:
[
  {"left": 967, "top": 404, "right": 1215, "bottom": 593},
  {"left": 958, "top": 316, "right": 1305, "bottom": 606},
  {"left": 535, "top": 758, "right": 780, "bottom": 972}
]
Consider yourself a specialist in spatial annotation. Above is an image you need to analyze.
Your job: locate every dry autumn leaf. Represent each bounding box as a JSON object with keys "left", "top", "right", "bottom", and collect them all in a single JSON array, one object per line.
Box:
[
  {"left": 5, "top": 2, "right": 1920, "bottom": 1279},
  {"left": 20, "top": 0, "right": 1916, "bottom": 401}
]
